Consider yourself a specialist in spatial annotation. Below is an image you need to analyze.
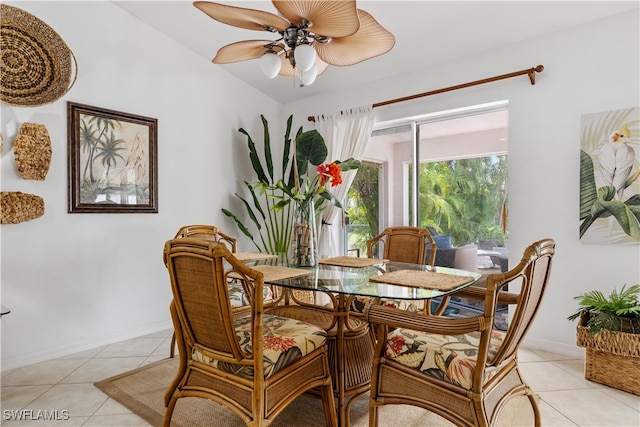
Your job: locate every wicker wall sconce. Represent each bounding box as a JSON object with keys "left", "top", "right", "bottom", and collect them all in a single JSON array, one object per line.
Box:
[
  {"left": 1, "top": 192, "right": 45, "bottom": 224},
  {"left": 14, "top": 123, "right": 52, "bottom": 180}
]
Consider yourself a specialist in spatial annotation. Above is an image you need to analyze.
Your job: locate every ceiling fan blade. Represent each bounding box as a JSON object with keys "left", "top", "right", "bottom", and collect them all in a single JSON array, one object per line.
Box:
[
  {"left": 278, "top": 56, "right": 329, "bottom": 78},
  {"left": 212, "top": 40, "right": 277, "bottom": 64},
  {"left": 315, "top": 9, "right": 395, "bottom": 66},
  {"left": 272, "top": 0, "right": 359, "bottom": 38},
  {"left": 194, "top": 1, "right": 290, "bottom": 32}
]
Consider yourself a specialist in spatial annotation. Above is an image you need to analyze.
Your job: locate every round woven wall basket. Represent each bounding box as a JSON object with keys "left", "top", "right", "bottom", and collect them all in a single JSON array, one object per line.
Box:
[{"left": 0, "top": 4, "right": 77, "bottom": 107}]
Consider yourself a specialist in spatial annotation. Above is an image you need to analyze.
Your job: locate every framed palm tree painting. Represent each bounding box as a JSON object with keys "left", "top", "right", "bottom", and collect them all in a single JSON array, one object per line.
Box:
[{"left": 67, "top": 102, "right": 158, "bottom": 213}]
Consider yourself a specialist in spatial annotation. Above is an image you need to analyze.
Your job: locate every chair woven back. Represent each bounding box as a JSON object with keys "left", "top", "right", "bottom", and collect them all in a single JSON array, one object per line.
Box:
[
  {"left": 164, "top": 238, "right": 263, "bottom": 363},
  {"left": 367, "top": 226, "right": 437, "bottom": 266},
  {"left": 174, "top": 224, "right": 237, "bottom": 253},
  {"left": 483, "top": 238, "right": 555, "bottom": 368}
]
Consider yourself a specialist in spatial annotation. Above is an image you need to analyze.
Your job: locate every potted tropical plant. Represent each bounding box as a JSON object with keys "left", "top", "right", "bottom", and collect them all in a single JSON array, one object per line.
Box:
[
  {"left": 222, "top": 114, "right": 359, "bottom": 259},
  {"left": 567, "top": 284, "right": 640, "bottom": 395},
  {"left": 568, "top": 284, "right": 640, "bottom": 334}
]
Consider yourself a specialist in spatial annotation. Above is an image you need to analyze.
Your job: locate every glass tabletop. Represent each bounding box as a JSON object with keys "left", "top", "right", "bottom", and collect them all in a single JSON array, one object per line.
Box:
[{"left": 255, "top": 259, "right": 482, "bottom": 301}]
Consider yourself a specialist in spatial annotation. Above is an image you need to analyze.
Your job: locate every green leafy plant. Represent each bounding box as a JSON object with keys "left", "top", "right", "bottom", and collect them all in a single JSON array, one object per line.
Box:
[
  {"left": 568, "top": 284, "right": 640, "bottom": 334},
  {"left": 222, "top": 114, "right": 359, "bottom": 253}
]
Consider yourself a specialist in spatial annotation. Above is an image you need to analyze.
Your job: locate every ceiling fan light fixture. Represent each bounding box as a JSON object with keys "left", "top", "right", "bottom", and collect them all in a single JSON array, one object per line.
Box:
[
  {"left": 294, "top": 43, "right": 316, "bottom": 72},
  {"left": 196, "top": 1, "right": 395, "bottom": 86},
  {"left": 300, "top": 64, "right": 318, "bottom": 86},
  {"left": 260, "top": 51, "right": 281, "bottom": 78}
]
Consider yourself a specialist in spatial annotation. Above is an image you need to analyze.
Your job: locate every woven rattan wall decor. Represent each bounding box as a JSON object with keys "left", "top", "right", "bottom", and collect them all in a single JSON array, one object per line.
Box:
[
  {"left": 0, "top": 192, "right": 45, "bottom": 224},
  {"left": 14, "top": 123, "right": 52, "bottom": 180},
  {"left": 0, "top": 4, "right": 77, "bottom": 107}
]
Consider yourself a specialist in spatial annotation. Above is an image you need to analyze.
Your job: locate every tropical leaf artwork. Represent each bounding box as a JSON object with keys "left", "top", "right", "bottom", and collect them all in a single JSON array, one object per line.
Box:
[
  {"left": 579, "top": 107, "right": 640, "bottom": 243},
  {"left": 78, "top": 114, "right": 150, "bottom": 204}
]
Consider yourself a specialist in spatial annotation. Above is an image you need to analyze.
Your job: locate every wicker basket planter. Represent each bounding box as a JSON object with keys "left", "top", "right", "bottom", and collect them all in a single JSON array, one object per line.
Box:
[{"left": 576, "top": 314, "right": 640, "bottom": 396}]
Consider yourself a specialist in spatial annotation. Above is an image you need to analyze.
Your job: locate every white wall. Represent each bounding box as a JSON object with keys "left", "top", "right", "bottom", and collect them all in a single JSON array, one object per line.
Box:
[
  {"left": 1, "top": 1, "right": 282, "bottom": 370},
  {"left": 285, "top": 10, "right": 640, "bottom": 357},
  {"left": 2, "top": 2, "right": 638, "bottom": 370}
]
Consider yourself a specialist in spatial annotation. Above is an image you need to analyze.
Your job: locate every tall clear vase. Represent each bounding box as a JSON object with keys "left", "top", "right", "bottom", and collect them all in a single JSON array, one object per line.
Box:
[{"left": 289, "top": 201, "right": 318, "bottom": 267}]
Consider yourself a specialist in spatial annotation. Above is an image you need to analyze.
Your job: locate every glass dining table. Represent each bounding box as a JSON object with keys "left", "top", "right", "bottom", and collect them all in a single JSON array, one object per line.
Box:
[{"left": 245, "top": 255, "right": 482, "bottom": 427}]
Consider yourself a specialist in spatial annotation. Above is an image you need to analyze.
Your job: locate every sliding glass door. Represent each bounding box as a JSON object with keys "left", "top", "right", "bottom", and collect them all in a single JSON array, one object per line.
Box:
[{"left": 346, "top": 102, "right": 509, "bottom": 259}]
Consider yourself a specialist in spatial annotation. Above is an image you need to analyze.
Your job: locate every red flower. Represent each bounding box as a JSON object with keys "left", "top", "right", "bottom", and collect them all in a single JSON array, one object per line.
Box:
[
  {"left": 317, "top": 163, "right": 342, "bottom": 187},
  {"left": 387, "top": 334, "right": 406, "bottom": 356}
]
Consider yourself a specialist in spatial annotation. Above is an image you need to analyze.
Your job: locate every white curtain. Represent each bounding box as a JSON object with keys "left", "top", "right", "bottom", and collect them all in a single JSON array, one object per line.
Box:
[{"left": 314, "top": 106, "right": 375, "bottom": 258}]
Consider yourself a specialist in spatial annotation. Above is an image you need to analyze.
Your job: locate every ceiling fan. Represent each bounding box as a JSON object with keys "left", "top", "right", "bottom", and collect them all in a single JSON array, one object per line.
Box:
[{"left": 193, "top": 1, "right": 395, "bottom": 86}]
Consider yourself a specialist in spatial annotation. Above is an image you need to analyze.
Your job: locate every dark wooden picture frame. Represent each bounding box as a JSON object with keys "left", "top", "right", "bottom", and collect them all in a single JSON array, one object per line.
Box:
[{"left": 67, "top": 102, "right": 158, "bottom": 213}]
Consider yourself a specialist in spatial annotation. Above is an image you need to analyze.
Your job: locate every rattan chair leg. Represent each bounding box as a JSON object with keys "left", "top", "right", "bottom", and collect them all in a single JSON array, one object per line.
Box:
[
  {"left": 528, "top": 392, "right": 542, "bottom": 427},
  {"left": 169, "top": 332, "right": 176, "bottom": 358},
  {"left": 321, "top": 380, "right": 338, "bottom": 427},
  {"left": 162, "top": 394, "right": 178, "bottom": 427},
  {"left": 369, "top": 403, "right": 379, "bottom": 427}
]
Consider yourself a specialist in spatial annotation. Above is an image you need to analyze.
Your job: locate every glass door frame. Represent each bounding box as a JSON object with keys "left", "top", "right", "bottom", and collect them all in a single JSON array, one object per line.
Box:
[{"left": 372, "top": 100, "right": 509, "bottom": 229}]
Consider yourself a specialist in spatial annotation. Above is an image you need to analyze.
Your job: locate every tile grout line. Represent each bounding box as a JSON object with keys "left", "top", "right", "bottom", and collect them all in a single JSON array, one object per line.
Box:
[{"left": 84, "top": 335, "right": 170, "bottom": 422}]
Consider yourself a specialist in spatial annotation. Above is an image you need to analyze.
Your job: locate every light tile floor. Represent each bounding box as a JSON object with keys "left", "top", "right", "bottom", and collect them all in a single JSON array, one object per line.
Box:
[{"left": 1, "top": 329, "right": 639, "bottom": 426}]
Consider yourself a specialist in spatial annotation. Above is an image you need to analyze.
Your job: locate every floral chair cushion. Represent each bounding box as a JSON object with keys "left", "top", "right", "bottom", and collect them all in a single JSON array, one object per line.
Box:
[
  {"left": 228, "top": 281, "right": 274, "bottom": 308},
  {"left": 385, "top": 327, "right": 505, "bottom": 390},
  {"left": 192, "top": 314, "right": 327, "bottom": 379}
]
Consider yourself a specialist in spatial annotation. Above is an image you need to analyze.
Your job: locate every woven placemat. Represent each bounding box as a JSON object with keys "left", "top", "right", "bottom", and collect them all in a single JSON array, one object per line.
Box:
[
  {"left": 230, "top": 265, "right": 312, "bottom": 282},
  {"left": 1, "top": 4, "right": 77, "bottom": 106},
  {"left": 234, "top": 252, "right": 278, "bottom": 262},
  {"left": 319, "top": 256, "right": 388, "bottom": 268},
  {"left": 369, "top": 269, "right": 474, "bottom": 291}
]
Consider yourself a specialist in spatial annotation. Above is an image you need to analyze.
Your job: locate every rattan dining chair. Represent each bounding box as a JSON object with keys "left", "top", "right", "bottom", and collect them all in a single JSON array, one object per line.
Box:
[
  {"left": 163, "top": 238, "right": 337, "bottom": 427},
  {"left": 366, "top": 226, "right": 437, "bottom": 266},
  {"left": 174, "top": 224, "right": 237, "bottom": 251},
  {"left": 365, "top": 238, "right": 555, "bottom": 427},
  {"left": 364, "top": 226, "right": 448, "bottom": 315}
]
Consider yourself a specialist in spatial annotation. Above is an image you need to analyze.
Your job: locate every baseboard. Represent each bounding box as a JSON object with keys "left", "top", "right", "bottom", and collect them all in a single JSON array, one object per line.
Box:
[
  {"left": 1, "top": 320, "right": 173, "bottom": 372},
  {"left": 522, "top": 335, "right": 584, "bottom": 359}
]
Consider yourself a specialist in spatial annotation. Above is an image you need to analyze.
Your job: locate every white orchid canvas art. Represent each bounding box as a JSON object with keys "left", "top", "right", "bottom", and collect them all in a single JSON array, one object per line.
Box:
[{"left": 580, "top": 107, "right": 640, "bottom": 244}]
